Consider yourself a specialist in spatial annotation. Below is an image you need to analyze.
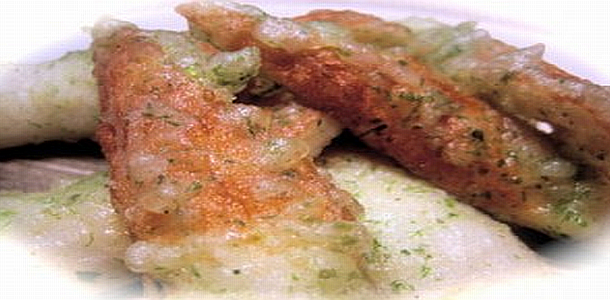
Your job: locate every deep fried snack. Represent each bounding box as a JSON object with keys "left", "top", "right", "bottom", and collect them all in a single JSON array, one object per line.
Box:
[
  {"left": 177, "top": 1, "right": 609, "bottom": 237},
  {"left": 297, "top": 9, "right": 610, "bottom": 181},
  {"left": 93, "top": 20, "right": 377, "bottom": 295},
  {"left": 93, "top": 21, "right": 356, "bottom": 241}
]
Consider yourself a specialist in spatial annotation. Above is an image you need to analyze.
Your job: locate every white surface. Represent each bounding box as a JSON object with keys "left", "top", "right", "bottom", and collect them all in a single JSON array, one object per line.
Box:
[{"left": 1, "top": 0, "right": 609, "bottom": 299}]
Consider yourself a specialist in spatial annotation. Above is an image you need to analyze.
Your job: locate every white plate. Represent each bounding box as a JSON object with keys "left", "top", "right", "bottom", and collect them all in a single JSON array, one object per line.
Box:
[
  {"left": 1, "top": 0, "right": 609, "bottom": 299},
  {"left": 1, "top": 0, "right": 609, "bottom": 83}
]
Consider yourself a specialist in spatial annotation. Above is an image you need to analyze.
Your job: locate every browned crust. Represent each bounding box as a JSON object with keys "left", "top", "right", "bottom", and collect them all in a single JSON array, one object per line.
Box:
[
  {"left": 298, "top": 9, "right": 610, "bottom": 181},
  {"left": 93, "top": 26, "right": 361, "bottom": 241},
  {"left": 177, "top": 3, "right": 608, "bottom": 236}
]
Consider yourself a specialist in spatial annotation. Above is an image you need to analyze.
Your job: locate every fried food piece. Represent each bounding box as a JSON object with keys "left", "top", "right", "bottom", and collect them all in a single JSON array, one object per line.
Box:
[
  {"left": 402, "top": 18, "right": 610, "bottom": 180},
  {"left": 236, "top": 76, "right": 346, "bottom": 156},
  {"left": 0, "top": 50, "right": 98, "bottom": 148},
  {"left": 93, "top": 19, "right": 356, "bottom": 239},
  {"left": 177, "top": 0, "right": 609, "bottom": 238},
  {"left": 0, "top": 172, "right": 138, "bottom": 296},
  {"left": 322, "top": 148, "right": 552, "bottom": 298},
  {"left": 92, "top": 20, "right": 374, "bottom": 295},
  {"left": 298, "top": 10, "right": 610, "bottom": 180}
]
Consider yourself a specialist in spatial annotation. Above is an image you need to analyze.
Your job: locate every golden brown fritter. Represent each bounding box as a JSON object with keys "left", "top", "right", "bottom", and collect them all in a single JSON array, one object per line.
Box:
[
  {"left": 177, "top": 1, "right": 609, "bottom": 237},
  {"left": 92, "top": 21, "right": 357, "bottom": 242},
  {"left": 297, "top": 9, "right": 610, "bottom": 181}
]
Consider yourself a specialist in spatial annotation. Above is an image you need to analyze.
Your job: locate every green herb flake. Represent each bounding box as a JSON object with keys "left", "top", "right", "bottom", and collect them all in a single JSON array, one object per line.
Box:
[
  {"left": 400, "top": 249, "right": 411, "bottom": 256},
  {"left": 165, "top": 119, "right": 181, "bottom": 127},
  {"left": 42, "top": 207, "right": 62, "bottom": 219},
  {"left": 333, "top": 221, "right": 355, "bottom": 231},
  {"left": 281, "top": 169, "right": 297, "bottom": 178},
  {"left": 499, "top": 71, "right": 516, "bottom": 84},
  {"left": 411, "top": 246, "right": 427, "bottom": 256},
  {"left": 420, "top": 265, "right": 432, "bottom": 278},
  {"left": 339, "top": 235, "right": 359, "bottom": 246},
  {"left": 444, "top": 198, "right": 456, "bottom": 208},
  {"left": 390, "top": 279, "right": 414, "bottom": 293},
  {"left": 68, "top": 193, "right": 81, "bottom": 203},
  {"left": 397, "top": 92, "right": 426, "bottom": 102},
  {"left": 444, "top": 45, "right": 463, "bottom": 59},
  {"left": 191, "top": 265, "right": 202, "bottom": 278},
  {"left": 187, "top": 181, "right": 203, "bottom": 192},
  {"left": 184, "top": 65, "right": 202, "bottom": 78},
  {"left": 0, "top": 209, "right": 17, "bottom": 229},
  {"left": 553, "top": 203, "right": 588, "bottom": 227},
  {"left": 551, "top": 183, "right": 592, "bottom": 227},
  {"left": 409, "top": 229, "right": 424, "bottom": 237},
  {"left": 246, "top": 118, "right": 266, "bottom": 137},
  {"left": 83, "top": 232, "right": 95, "bottom": 247},
  {"left": 372, "top": 238, "right": 384, "bottom": 250}
]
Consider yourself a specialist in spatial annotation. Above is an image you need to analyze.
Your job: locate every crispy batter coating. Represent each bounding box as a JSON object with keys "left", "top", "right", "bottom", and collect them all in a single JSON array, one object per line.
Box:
[
  {"left": 298, "top": 9, "right": 610, "bottom": 181},
  {"left": 93, "top": 22, "right": 357, "bottom": 241},
  {"left": 293, "top": 10, "right": 413, "bottom": 48},
  {"left": 177, "top": 1, "right": 609, "bottom": 237}
]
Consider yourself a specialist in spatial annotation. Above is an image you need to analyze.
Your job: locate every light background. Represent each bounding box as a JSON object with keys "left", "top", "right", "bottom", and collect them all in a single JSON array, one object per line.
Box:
[{"left": 1, "top": 0, "right": 609, "bottom": 299}]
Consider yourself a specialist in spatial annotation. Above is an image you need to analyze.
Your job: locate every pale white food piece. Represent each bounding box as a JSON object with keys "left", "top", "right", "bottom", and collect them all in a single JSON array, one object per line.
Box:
[
  {"left": 0, "top": 50, "right": 98, "bottom": 148},
  {"left": 99, "top": 148, "right": 553, "bottom": 299},
  {"left": 0, "top": 151, "right": 552, "bottom": 299},
  {"left": 0, "top": 173, "right": 138, "bottom": 297},
  {"left": 321, "top": 149, "right": 552, "bottom": 299}
]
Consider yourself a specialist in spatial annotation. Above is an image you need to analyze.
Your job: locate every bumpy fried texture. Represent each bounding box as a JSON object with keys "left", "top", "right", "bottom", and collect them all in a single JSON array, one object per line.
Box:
[
  {"left": 177, "top": 1, "right": 609, "bottom": 237},
  {"left": 293, "top": 10, "right": 413, "bottom": 49},
  {"left": 298, "top": 10, "right": 610, "bottom": 181},
  {"left": 92, "top": 21, "right": 357, "bottom": 242}
]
